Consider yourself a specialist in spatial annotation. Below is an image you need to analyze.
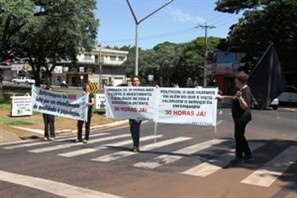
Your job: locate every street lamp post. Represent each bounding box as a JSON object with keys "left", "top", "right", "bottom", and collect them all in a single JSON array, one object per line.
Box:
[{"left": 126, "top": 0, "right": 174, "bottom": 75}]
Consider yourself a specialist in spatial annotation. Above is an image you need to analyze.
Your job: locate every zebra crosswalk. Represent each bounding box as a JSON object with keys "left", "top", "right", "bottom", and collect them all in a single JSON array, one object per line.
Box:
[
  {"left": 240, "top": 146, "right": 297, "bottom": 187},
  {"left": 134, "top": 139, "right": 227, "bottom": 169},
  {"left": 59, "top": 134, "right": 163, "bottom": 157},
  {"left": 91, "top": 136, "right": 192, "bottom": 162},
  {"left": 2, "top": 132, "right": 297, "bottom": 188},
  {"left": 181, "top": 142, "right": 265, "bottom": 177}
]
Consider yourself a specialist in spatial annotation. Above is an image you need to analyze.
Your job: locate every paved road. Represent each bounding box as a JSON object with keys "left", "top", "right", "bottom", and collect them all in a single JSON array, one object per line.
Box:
[{"left": 0, "top": 107, "right": 296, "bottom": 198}]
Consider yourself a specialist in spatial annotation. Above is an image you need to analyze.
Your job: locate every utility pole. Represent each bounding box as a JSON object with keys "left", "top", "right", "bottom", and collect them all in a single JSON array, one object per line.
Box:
[
  {"left": 126, "top": 0, "right": 174, "bottom": 76},
  {"left": 98, "top": 45, "right": 102, "bottom": 92},
  {"left": 196, "top": 23, "right": 215, "bottom": 87}
]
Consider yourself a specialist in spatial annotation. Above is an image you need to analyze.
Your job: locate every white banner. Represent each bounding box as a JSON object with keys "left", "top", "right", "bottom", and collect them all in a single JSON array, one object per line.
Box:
[
  {"left": 31, "top": 86, "right": 88, "bottom": 121},
  {"left": 105, "top": 87, "right": 218, "bottom": 126},
  {"left": 157, "top": 87, "right": 218, "bottom": 126},
  {"left": 11, "top": 96, "right": 33, "bottom": 116},
  {"left": 95, "top": 93, "right": 106, "bottom": 110},
  {"left": 105, "top": 87, "right": 157, "bottom": 120}
]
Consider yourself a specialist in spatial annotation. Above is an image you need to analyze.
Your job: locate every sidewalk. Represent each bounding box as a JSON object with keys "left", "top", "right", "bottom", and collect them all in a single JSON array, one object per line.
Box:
[
  {"left": 0, "top": 120, "right": 128, "bottom": 145},
  {"left": 0, "top": 131, "right": 21, "bottom": 144}
]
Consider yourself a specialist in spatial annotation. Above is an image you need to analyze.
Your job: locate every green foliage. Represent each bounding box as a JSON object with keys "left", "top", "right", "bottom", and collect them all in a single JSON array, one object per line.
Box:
[
  {"left": 0, "top": 87, "right": 31, "bottom": 110},
  {"left": 122, "top": 37, "right": 221, "bottom": 87},
  {"left": 0, "top": 0, "right": 99, "bottom": 86},
  {"left": 215, "top": 0, "right": 297, "bottom": 73},
  {"left": 0, "top": 86, "right": 34, "bottom": 125},
  {"left": 0, "top": 116, "right": 34, "bottom": 126}
]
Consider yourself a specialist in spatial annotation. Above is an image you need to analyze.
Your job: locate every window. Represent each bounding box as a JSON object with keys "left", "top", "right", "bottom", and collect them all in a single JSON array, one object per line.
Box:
[
  {"left": 110, "top": 56, "right": 116, "bottom": 61},
  {"left": 118, "top": 56, "right": 125, "bottom": 61},
  {"left": 84, "top": 54, "right": 92, "bottom": 60}
]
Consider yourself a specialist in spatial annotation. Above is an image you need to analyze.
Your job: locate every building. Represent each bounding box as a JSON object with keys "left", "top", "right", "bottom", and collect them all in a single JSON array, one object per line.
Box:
[
  {"left": 2, "top": 47, "right": 129, "bottom": 88},
  {"left": 52, "top": 47, "right": 129, "bottom": 88},
  {"left": 209, "top": 49, "right": 297, "bottom": 95},
  {"left": 208, "top": 50, "right": 244, "bottom": 94}
]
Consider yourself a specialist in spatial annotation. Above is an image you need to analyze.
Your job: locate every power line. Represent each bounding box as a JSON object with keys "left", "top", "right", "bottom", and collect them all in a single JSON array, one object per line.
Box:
[{"left": 99, "top": 14, "right": 239, "bottom": 45}]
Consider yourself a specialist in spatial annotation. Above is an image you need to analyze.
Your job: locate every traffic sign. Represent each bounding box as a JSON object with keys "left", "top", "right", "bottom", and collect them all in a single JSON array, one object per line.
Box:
[{"left": 89, "top": 82, "right": 98, "bottom": 93}]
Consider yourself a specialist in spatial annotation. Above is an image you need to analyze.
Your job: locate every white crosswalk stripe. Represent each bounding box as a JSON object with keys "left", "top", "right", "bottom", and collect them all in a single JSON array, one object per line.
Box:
[
  {"left": 3, "top": 132, "right": 110, "bottom": 150},
  {"left": 91, "top": 137, "right": 192, "bottom": 162},
  {"left": 0, "top": 170, "right": 123, "bottom": 198},
  {"left": 2, "top": 133, "right": 296, "bottom": 188},
  {"left": 3, "top": 141, "right": 51, "bottom": 150},
  {"left": 58, "top": 135, "right": 163, "bottom": 157},
  {"left": 181, "top": 142, "right": 265, "bottom": 177},
  {"left": 28, "top": 133, "right": 127, "bottom": 153},
  {"left": 134, "top": 139, "right": 228, "bottom": 169},
  {"left": 241, "top": 146, "right": 297, "bottom": 187}
]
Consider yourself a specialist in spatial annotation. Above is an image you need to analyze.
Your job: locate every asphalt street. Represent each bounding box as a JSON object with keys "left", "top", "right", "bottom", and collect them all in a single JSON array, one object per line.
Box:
[{"left": 0, "top": 106, "right": 296, "bottom": 198}]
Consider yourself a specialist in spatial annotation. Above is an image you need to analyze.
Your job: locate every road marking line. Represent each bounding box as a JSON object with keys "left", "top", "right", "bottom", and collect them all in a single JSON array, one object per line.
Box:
[
  {"left": 91, "top": 137, "right": 192, "bottom": 162},
  {"left": 134, "top": 139, "right": 227, "bottom": 169},
  {"left": 28, "top": 133, "right": 126, "bottom": 153},
  {"left": 217, "top": 120, "right": 223, "bottom": 125},
  {"left": 59, "top": 135, "right": 163, "bottom": 157},
  {"left": 181, "top": 142, "right": 264, "bottom": 177},
  {"left": 3, "top": 132, "right": 110, "bottom": 150},
  {"left": 3, "top": 142, "right": 51, "bottom": 150},
  {"left": 241, "top": 146, "right": 297, "bottom": 187},
  {"left": 0, "top": 170, "right": 123, "bottom": 198}
]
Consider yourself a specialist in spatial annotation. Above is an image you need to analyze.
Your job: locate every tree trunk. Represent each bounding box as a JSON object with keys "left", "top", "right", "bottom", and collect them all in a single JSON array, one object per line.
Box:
[{"left": 0, "top": 81, "right": 3, "bottom": 101}]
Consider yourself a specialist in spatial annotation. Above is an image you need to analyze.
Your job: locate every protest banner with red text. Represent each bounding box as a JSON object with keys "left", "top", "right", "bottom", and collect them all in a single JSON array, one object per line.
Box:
[
  {"left": 105, "top": 87, "right": 218, "bottom": 126},
  {"left": 156, "top": 87, "right": 218, "bottom": 126},
  {"left": 105, "top": 86, "right": 157, "bottom": 120},
  {"left": 31, "top": 86, "right": 88, "bottom": 121}
]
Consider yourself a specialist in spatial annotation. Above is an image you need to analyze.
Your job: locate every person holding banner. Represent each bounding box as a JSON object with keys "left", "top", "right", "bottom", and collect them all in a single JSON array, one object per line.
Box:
[
  {"left": 129, "top": 75, "right": 142, "bottom": 152},
  {"left": 43, "top": 85, "right": 55, "bottom": 141},
  {"left": 75, "top": 83, "right": 95, "bottom": 144},
  {"left": 217, "top": 71, "right": 254, "bottom": 163}
]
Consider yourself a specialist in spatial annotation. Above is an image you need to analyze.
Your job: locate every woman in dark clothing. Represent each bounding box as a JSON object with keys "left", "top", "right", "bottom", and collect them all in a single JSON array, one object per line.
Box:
[
  {"left": 217, "top": 71, "right": 254, "bottom": 163},
  {"left": 75, "top": 83, "right": 95, "bottom": 144},
  {"left": 129, "top": 75, "right": 142, "bottom": 152},
  {"left": 43, "top": 85, "right": 55, "bottom": 141}
]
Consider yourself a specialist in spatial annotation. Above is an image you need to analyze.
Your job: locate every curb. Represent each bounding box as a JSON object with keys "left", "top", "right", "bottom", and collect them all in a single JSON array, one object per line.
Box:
[
  {"left": 1, "top": 120, "right": 129, "bottom": 145},
  {"left": 10, "top": 120, "right": 129, "bottom": 135}
]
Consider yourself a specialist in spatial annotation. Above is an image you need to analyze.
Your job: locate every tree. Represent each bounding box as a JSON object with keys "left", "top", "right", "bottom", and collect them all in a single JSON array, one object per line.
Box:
[
  {"left": 215, "top": 0, "right": 297, "bottom": 80},
  {"left": 149, "top": 42, "right": 182, "bottom": 86},
  {"left": 121, "top": 46, "right": 137, "bottom": 76},
  {"left": 123, "top": 42, "right": 184, "bottom": 86},
  {"left": 0, "top": 0, "right": 99, "bottom": 86},
  {"left": 122, "top": 38, "right": 220, "bottom": 87},
  {"left": 172, "top": 37, "right": 220, "bottom": 87}
]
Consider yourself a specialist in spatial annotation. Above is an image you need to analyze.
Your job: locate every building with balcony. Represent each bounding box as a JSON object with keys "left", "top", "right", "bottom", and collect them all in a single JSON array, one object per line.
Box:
[
  {"left": 52, "top": 47, "right": 129, "bottom": 88},
  {"left": 2, "top": 47, "right": 129, "bottom": 88}
]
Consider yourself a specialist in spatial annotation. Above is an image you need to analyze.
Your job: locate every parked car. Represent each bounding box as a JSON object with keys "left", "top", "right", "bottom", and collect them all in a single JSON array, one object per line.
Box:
[
  {"left": 251, "top": 98, "right": 279, "bottom": 110},
  {"left": 60, "top": 81, "right": 68, "bottom": 88},
  {"left": 115, "top": 83, "right": 128, "bottom": 87},
  {"left": 277, "top": 86, "right": 297, "bottom": 104},
  {"left": 12, "top": 77, "right": 35, "bottom": 85}
]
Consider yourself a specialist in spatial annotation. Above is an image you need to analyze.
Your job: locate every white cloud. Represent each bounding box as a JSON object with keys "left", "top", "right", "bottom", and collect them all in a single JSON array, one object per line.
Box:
[{"left": 166, "top": 7, "right": 206, "bottom": 24}]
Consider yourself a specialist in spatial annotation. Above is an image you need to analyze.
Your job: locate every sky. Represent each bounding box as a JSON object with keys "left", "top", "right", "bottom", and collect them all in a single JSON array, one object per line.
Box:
[{"left": 95, "top": 0, "right": 243, "bottom": 49}]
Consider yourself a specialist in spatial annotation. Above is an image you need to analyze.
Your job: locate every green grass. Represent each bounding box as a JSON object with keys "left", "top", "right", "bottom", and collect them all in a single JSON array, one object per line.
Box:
[
  {"left": 0, "top": 116, "right": 34, "bottom": 126},
  {"left": 1, "top": 87, "right": 32, "bottom": 110},
  {"left": 0, "top": 86, "right": 106, "bottom": 126},
  {"left": 0, "top": 87, "right": 35, "bottom": 125}
]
